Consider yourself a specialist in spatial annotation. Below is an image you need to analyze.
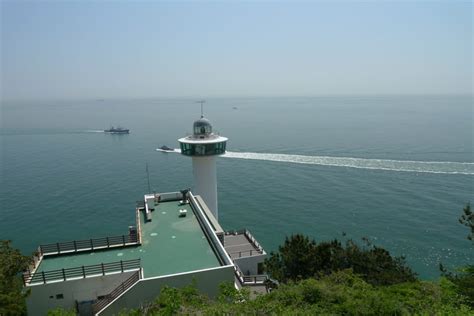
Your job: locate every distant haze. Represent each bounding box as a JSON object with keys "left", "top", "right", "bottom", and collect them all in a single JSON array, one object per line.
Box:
[{"left": 1, "top": 1, "right": 472, "bottom": 100}]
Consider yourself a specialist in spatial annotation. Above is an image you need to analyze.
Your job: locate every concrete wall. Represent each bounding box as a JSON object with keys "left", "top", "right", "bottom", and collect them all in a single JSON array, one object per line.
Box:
[
  {"left": 234, "top": 254, "right": 266, "bottom": 275},
  {"left": 100, "top": 266, "right": 234, "bottom": 316},
  {"left": 26, "top": 271, "right": 134, "bottom": 316}
]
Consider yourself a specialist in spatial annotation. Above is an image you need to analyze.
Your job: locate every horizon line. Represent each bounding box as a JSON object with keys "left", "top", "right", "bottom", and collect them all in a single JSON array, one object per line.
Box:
[{"left": 2, "top": 93, "right": 473, "bottom": 103}]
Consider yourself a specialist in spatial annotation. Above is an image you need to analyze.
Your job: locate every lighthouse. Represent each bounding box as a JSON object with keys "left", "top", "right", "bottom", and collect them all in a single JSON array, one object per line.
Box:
[{"left": 178, "top": 112, "right": 228, "bottom": 220}]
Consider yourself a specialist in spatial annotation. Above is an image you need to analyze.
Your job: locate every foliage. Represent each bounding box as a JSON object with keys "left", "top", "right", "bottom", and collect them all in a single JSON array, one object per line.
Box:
[
  {"left": 46, "top": 308, "right": 76, "bottom": 316},
  {"left": 264, "top": 234, "right": 416, "bottom": 285},
  {"left": 459, "top": 203, "right": 473, "bottom": 242},
  {"left": 439, "top": 203, "right": 474, "bottom": 307},
  {"left": 217, "top": 281, "right": 250, "bottom": 304},
  {"left": 119, "top": 280, "right": 210, "bottom": 316},
  {"left": 440, "top": 263, "right": 474, "bottom": 307},
  {"left": 119, "top": 270, "right": 472, "bottom": 315},
  {"left": 0, "top": 240, "right": 31, "bottom": 316}
]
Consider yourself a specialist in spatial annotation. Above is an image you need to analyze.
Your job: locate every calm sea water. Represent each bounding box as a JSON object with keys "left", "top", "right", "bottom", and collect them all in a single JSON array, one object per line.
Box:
[{"left": 1, "top": 95, "right": 472, "bottom": 279}]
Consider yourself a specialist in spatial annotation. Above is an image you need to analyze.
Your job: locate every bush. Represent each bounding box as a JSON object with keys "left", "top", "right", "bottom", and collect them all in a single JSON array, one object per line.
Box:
[
  {"left": 0, "top": 240, "right": 32, "bottom": 316},
  {"left": 264, "top": 234, "right": 416, "bottom": 285},
  {"left": 119, "top": 271, "right": 472, "bottom": 315}
]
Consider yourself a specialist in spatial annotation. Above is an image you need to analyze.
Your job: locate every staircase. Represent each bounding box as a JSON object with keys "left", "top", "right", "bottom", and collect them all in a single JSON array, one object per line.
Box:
[{"left": 91, "top": 270, "right": 141, "bottom": 315}]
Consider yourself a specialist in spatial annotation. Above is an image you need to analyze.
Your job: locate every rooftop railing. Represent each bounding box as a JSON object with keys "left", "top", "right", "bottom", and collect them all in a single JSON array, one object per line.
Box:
[
  {"left": 233, "top": 264, "right": 269, "bottom": 285},
  {"left": 39, "top": 233, "right": 139, "bottom": 256},
  {"left": 242, "top": 229, "right": 264, "bottom": 252},
  {"left": 23, "top": 258, "right": 141, "bottom": 285},
  {"left": 228, "top": 249, "right": 262, "bottom": 258},
  {"left": 224, "top": 229, "right": 265, "bottom": 257}
]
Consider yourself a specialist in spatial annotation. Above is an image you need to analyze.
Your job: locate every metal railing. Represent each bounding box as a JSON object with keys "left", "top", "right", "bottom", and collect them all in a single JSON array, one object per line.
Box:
[
  {"left": 243, "top": 229, "right": 263, "bottom": 252},
  {"left": 242, "top": 275, "right": 269, "bottom": 284},
  {"left": 228, "top": 249, "right": 262, "bottom": 258},
  {"left": 92, "top": 270, "right": 141, "bottom": 315},
  {"left": 233, "top": 264, "right": 269, "bottom": 285},
  {"left": 225, "top": 229, "right": 264, "bottom": 257},
  {"left": 39, "top": 233, "right": 139, "bottom": 255},
  {"left": 23, "top": 258, "right": 141, "bottom": 285}
]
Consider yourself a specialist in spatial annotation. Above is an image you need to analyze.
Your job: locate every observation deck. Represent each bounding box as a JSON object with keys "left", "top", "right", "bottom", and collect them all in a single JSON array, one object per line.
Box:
[{"left": 25, "top": 192, "right": 228, "bottom": 285}]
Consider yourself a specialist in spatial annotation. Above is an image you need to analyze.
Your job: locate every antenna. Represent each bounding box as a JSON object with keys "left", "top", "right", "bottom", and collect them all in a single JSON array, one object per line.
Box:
[
  {"left": 196, "top": 100, "right": 205, "bottom": 118},
  {"left": 146, "top": 162, "right": 151, "bottom": 193}
]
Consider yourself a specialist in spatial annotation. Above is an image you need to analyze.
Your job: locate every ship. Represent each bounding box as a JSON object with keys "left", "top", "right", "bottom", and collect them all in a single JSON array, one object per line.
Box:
[
  {"left": 104, "top": 126, "right": 130, "bottom": 134},
  {"left": 156, "top": 145, "right": 175, "bottom": 152}
]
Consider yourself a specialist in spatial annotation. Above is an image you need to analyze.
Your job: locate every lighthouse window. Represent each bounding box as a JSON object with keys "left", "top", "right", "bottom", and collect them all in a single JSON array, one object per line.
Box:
[
  {"left": 194, "top": 123, "right": 212, "bottom": 135},
  {"left": 196, "top": 145, "right": 205, "bottom": 155},
  {"left": 218, "top": 142, "right": 226, "bottom": 154},
  {"left": 180, "top": 142, "right": 225, "bottom": 156},
  {"left": 180, "top": 143, "right": 194, "bottom": 155}
]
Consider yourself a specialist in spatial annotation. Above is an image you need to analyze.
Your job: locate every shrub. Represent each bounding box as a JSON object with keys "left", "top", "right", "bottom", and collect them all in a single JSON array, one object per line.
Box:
[{"left": 264, "top": 234, "right": 416, "bottom": 285}]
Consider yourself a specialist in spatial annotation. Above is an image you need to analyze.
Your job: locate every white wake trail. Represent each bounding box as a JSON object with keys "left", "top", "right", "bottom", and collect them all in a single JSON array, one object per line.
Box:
[
  {"left": 158, "top": 149, "right": 474, "bottom": 175},
  {"left": 223, "top": 152, "right": 474, "bottom": 175}
]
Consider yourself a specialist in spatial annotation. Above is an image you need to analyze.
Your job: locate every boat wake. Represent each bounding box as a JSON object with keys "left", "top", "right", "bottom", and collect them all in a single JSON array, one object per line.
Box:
[
  {"left": 84, "top": 130, "right": 105, "bottom": 133},
  {"left": 159, "top": 149, "right": 474, "bottom": 175}
]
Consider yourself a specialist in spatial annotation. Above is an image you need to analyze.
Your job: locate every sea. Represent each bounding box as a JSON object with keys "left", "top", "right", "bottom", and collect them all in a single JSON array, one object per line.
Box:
[{"left": 1, "top": 95, "right": 472, "bottom": 279}]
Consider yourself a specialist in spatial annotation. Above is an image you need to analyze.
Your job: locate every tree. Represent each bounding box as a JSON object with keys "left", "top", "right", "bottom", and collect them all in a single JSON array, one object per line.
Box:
[
  {"left": 459, "top": 203, "right": 473, "bottom": 241},
  {"left": 440, "top": 203, "right": 474, "bottom": 306},
  {"left": 0, "top": 240, "right": 32, "bottom": 316},
  {"left": 264, "top": 234, "right": 318, "bottom": 282},
  {"left": 264, "top": 234, "right": 416, "bottom": 285}
]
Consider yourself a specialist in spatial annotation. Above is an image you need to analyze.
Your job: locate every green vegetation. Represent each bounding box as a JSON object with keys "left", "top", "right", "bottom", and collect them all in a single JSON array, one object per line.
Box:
[
  {"left": 46, "top": 308, "right": 76, "bottom": 316},
  {"left": 0, "top": 240, "right": 31, "bottom": 316},
  {"left": 459, "top": 203, "right": 473, "bottom": 241},
  {"left": 118, "top": 271, "right": 471, "bottom": 315},
  {"left": 439, "top": 202, "right": 474, "bottom": 307},
  {"left": 263, "top": 234, "right": 416, "bottom": 285}
]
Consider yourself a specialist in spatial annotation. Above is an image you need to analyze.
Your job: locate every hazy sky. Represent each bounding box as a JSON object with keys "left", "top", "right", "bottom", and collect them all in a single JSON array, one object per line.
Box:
[{"left": 1, "top": 1, "right": 472, "bottom": 100}]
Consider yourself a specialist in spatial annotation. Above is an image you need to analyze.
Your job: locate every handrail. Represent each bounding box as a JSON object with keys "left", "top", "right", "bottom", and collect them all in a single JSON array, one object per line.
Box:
[
  {"left": 242, "top": 275, "right": 269, "bottom": 284},
  {"left": 233, "top": 263, "right": 269, "bottom": 285},
  {"left": 244, "top": 229, "right": 263, "bottom": 251},
  {"left": 23, "top": 258, "right": 141, "bottom": 285},
  {"left": 228, "top": 249, "right": 263, "bottom": 258},
  {"left": 39, "top": 233, "right": 139, "bottom": 256},
  {"left": 92, "top": 270, "right": 141, "bottom": 315},
  {"left": 225, "top": 229, "right": 264, "bottom": 256}
]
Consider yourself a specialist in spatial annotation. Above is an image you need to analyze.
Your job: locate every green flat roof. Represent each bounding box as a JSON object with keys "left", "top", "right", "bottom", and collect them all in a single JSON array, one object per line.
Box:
[{"left": 36, "top": 201, "right": 221, "bottom": 278}]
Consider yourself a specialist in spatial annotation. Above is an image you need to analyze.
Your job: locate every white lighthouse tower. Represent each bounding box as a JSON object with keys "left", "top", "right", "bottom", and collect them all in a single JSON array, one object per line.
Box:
[{"left": 178, "top": 110, "right": 228, "bottom": 220}]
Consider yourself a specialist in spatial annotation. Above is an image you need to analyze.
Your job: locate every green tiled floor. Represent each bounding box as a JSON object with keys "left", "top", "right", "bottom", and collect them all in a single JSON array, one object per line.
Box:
[{"left": 36, "top": 201, "right": 221, "bottom": 278}]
